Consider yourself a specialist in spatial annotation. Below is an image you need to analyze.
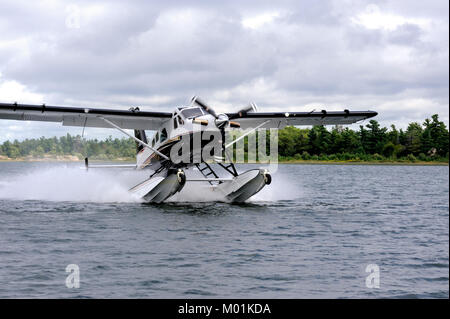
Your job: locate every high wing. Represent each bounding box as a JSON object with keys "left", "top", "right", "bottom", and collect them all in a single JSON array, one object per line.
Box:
[
  {"left": 226, "top": 110, "right": 378, "bottom": 129},
  {"left": 0, "top": 102, "right": 172, "bottom": 130}
]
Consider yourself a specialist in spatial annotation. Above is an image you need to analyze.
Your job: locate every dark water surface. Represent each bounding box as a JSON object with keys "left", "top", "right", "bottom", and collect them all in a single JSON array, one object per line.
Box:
[{"left": 0, "top": 162, "right": 448, "bottom": 298}]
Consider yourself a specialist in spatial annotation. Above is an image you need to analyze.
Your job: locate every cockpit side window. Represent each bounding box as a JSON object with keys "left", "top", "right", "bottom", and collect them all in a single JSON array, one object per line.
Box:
[
  {"left": 178, "top": 116, "right": 184, "bottom": 125},
  {"left": 155, "top": 131, "right": 159, "bottom": 143},
  {"left": 173, "top": 117, "right": 178, "bottom": 129},
  {"left": 160, "top": 128, "right": 168, "bottom": 143}
]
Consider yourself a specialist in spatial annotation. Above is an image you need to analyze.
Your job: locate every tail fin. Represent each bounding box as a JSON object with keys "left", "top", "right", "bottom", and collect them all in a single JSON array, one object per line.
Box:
[{"left": 134, "top": 130, "right": 148, "bottom": 154}]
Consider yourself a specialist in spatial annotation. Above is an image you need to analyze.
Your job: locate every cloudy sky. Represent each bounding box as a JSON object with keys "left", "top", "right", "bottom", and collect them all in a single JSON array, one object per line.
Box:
[{"left": 0, "top": 0, "right": 448, "bottom": 141}]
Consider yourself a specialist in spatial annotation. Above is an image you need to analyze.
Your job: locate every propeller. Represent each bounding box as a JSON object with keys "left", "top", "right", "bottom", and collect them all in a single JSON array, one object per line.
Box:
[
  {"left": 191, "top": 96, "right": 227, "bottom": 161},
  {"left": 191, "top": 96, "right": 218, "bottom": 119},
  {"left": 190, "top": 96, "right": 258, "bottom": 161},
  {"left": 191, "top": 96, "right": 258, "bottom": 124}
]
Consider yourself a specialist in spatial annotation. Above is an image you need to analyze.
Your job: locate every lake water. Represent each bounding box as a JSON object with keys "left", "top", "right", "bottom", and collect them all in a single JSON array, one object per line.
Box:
[{"left": 0, "top": 162, "right": 448, "bottom": 298}]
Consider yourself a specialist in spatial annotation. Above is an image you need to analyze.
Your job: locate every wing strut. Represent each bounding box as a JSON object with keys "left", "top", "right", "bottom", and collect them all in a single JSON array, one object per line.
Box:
[{"left": 98, "top": 116, "right": 170, "bottom": 160}]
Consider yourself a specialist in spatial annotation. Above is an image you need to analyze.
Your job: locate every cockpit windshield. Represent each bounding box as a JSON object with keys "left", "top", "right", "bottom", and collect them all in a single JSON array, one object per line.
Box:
[{"left": 181, "top": 107, "right": 204, "bottom": 119}]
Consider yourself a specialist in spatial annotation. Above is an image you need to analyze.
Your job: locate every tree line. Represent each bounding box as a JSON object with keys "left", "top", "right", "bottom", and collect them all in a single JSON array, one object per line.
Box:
[
  {"left": 0, "top": 134, "right": 135, "bottom": 160},
  {"left": 277, "top": 114, "right": 449, "bottom": 162},
  {"left": 0, "top": 114, "right": 448, "bottom": 162}
]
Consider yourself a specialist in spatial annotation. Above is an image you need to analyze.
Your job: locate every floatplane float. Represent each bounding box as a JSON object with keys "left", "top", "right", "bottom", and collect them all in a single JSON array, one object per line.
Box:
[{"left": 0, "top": 97, "right": 377, "bottom": 203}]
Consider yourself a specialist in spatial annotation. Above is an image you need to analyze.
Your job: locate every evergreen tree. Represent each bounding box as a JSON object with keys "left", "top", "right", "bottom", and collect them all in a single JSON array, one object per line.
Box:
[
  {"left": 405, "top": 122, "right": 423, "bottom": 155},
  {"left": 422, "top": 114, "right": 449, "bottom": 156}
]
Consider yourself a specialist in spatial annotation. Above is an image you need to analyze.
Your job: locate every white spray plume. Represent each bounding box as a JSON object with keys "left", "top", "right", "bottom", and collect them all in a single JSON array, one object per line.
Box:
[
  {"left": 0, "top": 164, "right": 300, "bottom": 203},
  {"left": 0, "top": 166, "right": 141, "bottom": 203}
]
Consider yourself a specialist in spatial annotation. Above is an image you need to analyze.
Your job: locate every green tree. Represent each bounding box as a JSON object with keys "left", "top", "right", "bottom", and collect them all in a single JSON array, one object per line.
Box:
[
  {"left": 405, "top": 122, "right": 423, "bottom": 155},
  {"left": 422, "top": 114, "right": 449, "bottom": 156},
  {"left": 364, "top": 120, "right": 387, "bottom": 154},
  {"left": 279, "top": 126, "right": 306, "bottom": 157}
]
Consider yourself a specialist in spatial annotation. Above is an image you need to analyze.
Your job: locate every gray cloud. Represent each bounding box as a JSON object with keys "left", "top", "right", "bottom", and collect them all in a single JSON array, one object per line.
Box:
[{"left": 0, "top": 0, "right": 448, "bottom": 141}]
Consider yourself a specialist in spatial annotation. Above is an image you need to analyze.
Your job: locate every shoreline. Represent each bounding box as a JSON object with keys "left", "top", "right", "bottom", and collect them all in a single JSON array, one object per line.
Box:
[
  {"left": 0, "top": 157, "right": 448, "bottom": 166},
  {"left": 277, "top": 159, "right": 448, "bottom": 166}
]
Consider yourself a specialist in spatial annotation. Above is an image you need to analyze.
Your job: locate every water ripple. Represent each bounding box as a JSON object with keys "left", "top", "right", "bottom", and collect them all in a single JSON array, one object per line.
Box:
[{"left": 0, "top": 162, "right": 448, "bottom": 298}]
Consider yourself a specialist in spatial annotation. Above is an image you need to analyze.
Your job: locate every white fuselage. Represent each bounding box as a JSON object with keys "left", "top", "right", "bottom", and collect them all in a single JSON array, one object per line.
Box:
[{"left": 136, "top": 106, "right": 222, "bottom": 169}]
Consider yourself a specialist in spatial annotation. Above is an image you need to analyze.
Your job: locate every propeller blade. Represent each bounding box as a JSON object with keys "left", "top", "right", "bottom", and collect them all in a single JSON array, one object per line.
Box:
[
  {"left": 229, "top": 102, "right": 258, "bottom": 119},
  {"left": 191, "top": 96, "right": 218, "bottom": 119},
  {"left": 191, "top": 96, "right": 227, "bottom": 160}
]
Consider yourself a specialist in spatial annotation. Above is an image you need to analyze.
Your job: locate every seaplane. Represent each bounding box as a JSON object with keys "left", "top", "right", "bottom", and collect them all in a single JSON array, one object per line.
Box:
[{"left": 0, "top": 97, "right": 377, "bottom": 203}]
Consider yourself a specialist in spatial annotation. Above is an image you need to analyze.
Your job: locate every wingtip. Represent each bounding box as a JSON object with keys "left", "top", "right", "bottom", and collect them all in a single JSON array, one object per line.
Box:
[{"left": 368, "top": 110, "right": 378, "bottom": 118}]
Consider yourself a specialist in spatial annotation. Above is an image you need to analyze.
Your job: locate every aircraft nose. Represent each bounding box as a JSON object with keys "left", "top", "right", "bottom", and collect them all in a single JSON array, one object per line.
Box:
[{"left": 215, "top": 113, "right": 229, "bottom": 129}]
